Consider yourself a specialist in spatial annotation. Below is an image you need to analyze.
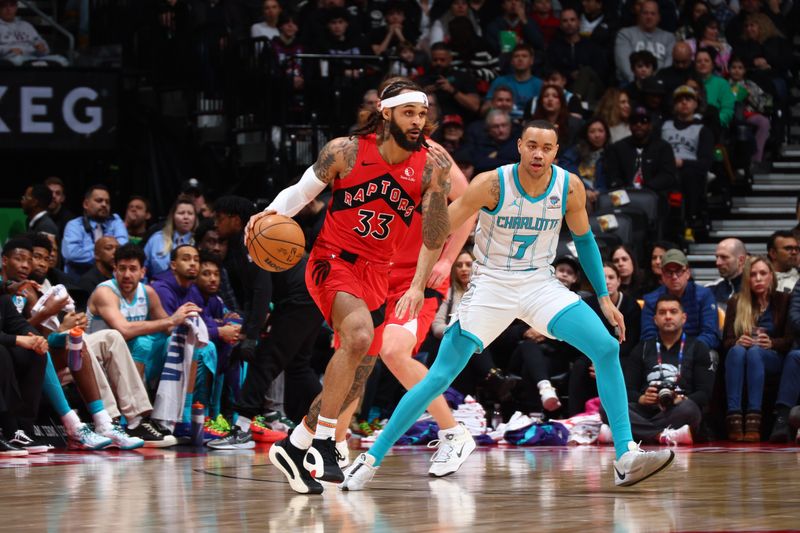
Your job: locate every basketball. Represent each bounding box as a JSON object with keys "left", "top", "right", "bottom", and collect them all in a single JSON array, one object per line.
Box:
[{"left": 246, "top": 214, "right": 305, "bottom": 272}]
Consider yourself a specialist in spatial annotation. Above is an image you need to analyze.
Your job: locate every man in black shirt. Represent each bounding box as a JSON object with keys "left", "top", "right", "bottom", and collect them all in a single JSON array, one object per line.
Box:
[
  {"left": 603, "top": 294, "right": 715, "bottom": 445},
  {"left": 418, "top": 43, "right": 481, "bottom": 120},
  {"left": 207, "top": 196, "right": 323, "bottom": 449}
]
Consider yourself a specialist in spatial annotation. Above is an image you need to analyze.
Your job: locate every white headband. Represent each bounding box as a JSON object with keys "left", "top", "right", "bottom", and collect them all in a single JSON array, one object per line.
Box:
[{"left": 378, "top": 91, "right": 429, "bottom": 110}]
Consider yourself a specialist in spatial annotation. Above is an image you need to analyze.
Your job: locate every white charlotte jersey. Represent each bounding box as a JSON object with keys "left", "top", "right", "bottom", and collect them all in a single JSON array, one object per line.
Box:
[{"left": 473, "top": 163, "right": 570, "bottom": 271}]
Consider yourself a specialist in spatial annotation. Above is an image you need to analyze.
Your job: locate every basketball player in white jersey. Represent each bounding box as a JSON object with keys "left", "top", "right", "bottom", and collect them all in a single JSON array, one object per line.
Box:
[{"left": 341, "top": 120, "right": 675, "bottom": 490}]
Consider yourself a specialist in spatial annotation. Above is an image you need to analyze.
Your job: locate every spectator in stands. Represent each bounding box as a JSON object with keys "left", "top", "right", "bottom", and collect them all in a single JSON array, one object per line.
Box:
[
  {"left": 769, "top": 281, "right": 800, "bottom": 442},
  {"left": 694, "top": 47, "right": 735, "bottom": 129},
  {"left": 559, "top": 118, "right": 610, "bottom": 206},
  {"left": 535, "top": 68, "right": 587, "bottom": 117},
  {"left": 446, "top": 16, "right": 498, "bottom": 86},
  {"left": 316, "top": 7, "right": 370, "bottom": 79},
  {"left": 428, "top": 0, "right": 483, "bottom": 47},
  {"left": 529, "top": 83, "right": 583, "bottom": 153},
  {"left": 477, "top": 86, "right": 516, "bottom": 128},
  {"left": 369, "top": 1, "right": 418, "bottom": 57},
  {"left": 609, "top": 294, "right": 714, "bottom": 445},
  {"left": 639, "top": 76, "right": 669, "bottom": 127},
  {"left": 656, "top": 42, "right": 694, "bottom": 98},
  {"left": 707, "top": 238, "right": 747, "bottom": 309},
  {"left": 614, "top": 0, "right": 676, "bottom": 83},
  {"left": 389, "top": 40, "right": 425, "bottom": 78},
  {"left": 485, "top": 0, "right": 545, "bottom": 54},
  {"left": 431, "top": 250, "right": 473, "bottom": 339},
  {"left": 661, "top": 84, "right": 714, "bottom": 238},
  {"left": 21, "top": 184, "right": 57, "bottom": 237},
  {"left": 79, "top": 236, "right": 118, "bottom": 295},
  {"left": 619, "top": 0, "right": 680, "bottom": 32},
  {"left": 569, "top": 262, "right": 641, "bottom": 415},
  {"left": 195, "top": 219, "right": 239, "bottom": 314},
  {"left": 685, "top": 14, "right": 731, "bottom": 77},
  {"left": 419, "top": 42, "right": 480, "bottom": 118},
  {"left": 725, "top": 0, "right": 784, "bottom": 50},
  {"left": 547, "top": 7, "right": 607, "bottom": 106},
  {"left": 767, "top": 230, "right": 799, "bottom": 293},
  {"left": 44, "top": 177, "right": 73, "bottom": 235},
  {"left": 251, "top": 0, "right": 281, "bottom": 40},
  {"left": 734, "top": 13, "right": 792, "bottom": 106},
  {"left": 0, "top": 0, "right": 67, "bottom": 66},
  {"left": 605, "top": 106, "right": 677, "bottom": 195},
  {"left": 595, "top": 87, "right": 632, "bottom": 143},
  {"left": 62, "top": 185, "right": 129, "bottom": 276},
  {"left": 143, "top": 195, "right": 197, "bottom": 278},
  {"left": 728, "top": 56, "right": 773, "bottom": 169},
  {"left": 610, "top": 244, "right": 645, "bottom": 299},
  {"left": 530, "top": 0, "right": 559, "bottom": 45},
  {"left": 723, "top": 255, "right": 793, "bottom": 441},
  {"left": 437, "top": 114, "right": 466, "bottom": 155},
  {"left": 484, "top": 45, "right": 541, "bottom": 120},
  {"left": 642, "top": 240, "right": 677, "bottom": 293},
  {"left": 271, "top": 12, "right": 303, "bottom": 93},
  {"left": 124, "top": 196, "right": 152, "bottom": 246},
  {"left": 642, "top": 249, "right": 720, "bottom": 351},
  {"left": 465, "top": 110, "right": 519, "bottom": 174},
  {"left": 674, "top": 0, "right": 709, "bottom": 41},
  {"left": 580, "top": 0, "right": 617, "bottom": 51},
  {"left": 625, "top": 51, "right": 658, "bottom": 106},
  {"left": 0, "top": 293, "right": 47, "bottom": 456}
]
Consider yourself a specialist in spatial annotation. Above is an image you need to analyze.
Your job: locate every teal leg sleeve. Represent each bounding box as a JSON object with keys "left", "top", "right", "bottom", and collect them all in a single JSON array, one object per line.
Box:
[
  {"left": 87, "top": 399, "right": 104, "bottom": 415},
  {"left": 548, "top": 300, "right": 632, "bottom": 459},
  {"left": 43, "top": 354, "right": 71, "bottom": 417},
  {"left": 367, "top": 321, "right": 480, "bottom": 466}
]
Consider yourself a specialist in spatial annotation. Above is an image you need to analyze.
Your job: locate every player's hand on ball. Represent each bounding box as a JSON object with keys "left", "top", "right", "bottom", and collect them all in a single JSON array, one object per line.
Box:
[
  {"left": 244, "top": 209, "right": 276, "bottom": 248},
  {"left": 395, "top": 286, "right": 424, "bottom": 321},
  {"left": 599, "top": 296, "right": 626, "bottom": 343}
]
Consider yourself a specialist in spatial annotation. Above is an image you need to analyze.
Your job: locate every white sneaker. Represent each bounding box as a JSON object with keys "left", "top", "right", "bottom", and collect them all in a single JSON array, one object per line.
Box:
[
  {"left": 658, "top": 425, "right": 693, "bottom": 446},
  {"left": 539, "top": 386, "right": 561, "bottom": 412},
  {"left": 336, "top": 440, "right": 350, "bottom": 468},
  {"left": 67, "top": 424, "right": 113, "bottom": 450},
  {"left": 427, "top": 426, "right": 476, "bottom": 477},
  {"left": 98, "top": 423, "right": 145, "bottom": 450},
  {"left": 339, "top": 453, "right": 378, "bottom": 491},
  {"left": 613, "top": 441, "right": 675, "bottom": 487},
  {"left": 598, "top": 424, "right": 614, "bottom": 444}
]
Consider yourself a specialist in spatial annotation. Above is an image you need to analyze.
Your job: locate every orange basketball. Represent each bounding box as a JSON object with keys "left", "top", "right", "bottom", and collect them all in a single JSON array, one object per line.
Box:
[{"left": 247, "top": 214, "right": 305, "bottom": 272}]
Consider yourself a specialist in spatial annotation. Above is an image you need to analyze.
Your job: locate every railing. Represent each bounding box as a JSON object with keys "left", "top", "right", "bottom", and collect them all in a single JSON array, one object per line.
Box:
[{"left": 19, "top": 0, "right": 75, "bottom": 63}]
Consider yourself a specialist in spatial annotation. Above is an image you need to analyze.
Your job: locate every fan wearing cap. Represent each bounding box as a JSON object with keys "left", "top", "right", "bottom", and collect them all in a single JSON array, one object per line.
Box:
[
  {"left": 437, "top": 114, "right": 466, "bottom": 155},
  {"left": 641, "top": 249, "right": 720, "bottom": 352},
  {"left": 605, "top": 105, "right": 677, "bottom": 199},
  {"left": 661, "top": 85, "right": 714, "bottom": 239}
]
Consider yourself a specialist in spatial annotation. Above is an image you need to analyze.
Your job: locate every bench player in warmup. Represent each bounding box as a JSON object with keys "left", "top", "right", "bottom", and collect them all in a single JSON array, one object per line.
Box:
[
  {"left": 246, "top": 78, "right": 452, "bottom": 494},
  {"left": 341, "top": 120, "right": 675, "bottom": 490}
]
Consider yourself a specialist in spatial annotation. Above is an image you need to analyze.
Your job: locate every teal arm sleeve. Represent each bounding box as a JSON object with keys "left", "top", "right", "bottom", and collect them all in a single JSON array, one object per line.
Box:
[{"left": 571, "top": 230, "right": 609, "bottom": 298}]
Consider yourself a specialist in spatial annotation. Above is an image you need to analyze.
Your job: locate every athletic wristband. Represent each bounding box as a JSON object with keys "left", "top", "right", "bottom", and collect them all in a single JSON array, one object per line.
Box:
[
  {"left": 571, "top": 229, "right": 609, "bottom": 298},
  {"left": 266, "top": 165, "right": 327, "bottom": 217}
]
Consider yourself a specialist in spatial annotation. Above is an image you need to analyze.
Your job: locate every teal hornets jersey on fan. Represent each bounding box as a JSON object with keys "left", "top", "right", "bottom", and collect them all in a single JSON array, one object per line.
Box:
[{"left": 473, "top": 163, "right": 570, "bottom": 271}]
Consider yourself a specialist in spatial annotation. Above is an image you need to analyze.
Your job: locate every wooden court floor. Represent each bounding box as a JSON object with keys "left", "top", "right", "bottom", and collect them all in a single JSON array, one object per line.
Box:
[{"left": 0, "top": 443, "right": 799, "bottom": 532}]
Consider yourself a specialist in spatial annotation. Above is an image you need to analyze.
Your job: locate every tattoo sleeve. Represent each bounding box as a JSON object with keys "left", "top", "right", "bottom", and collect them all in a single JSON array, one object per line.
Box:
[
  {"left": 421, "top": 159, "right": 451, "bottom": 249},
  {"left": 304, "top": 355, "right": 376, "bottom": 429},
  {"left": 313, "top": 137, "right": 358, "bottom": 184}
]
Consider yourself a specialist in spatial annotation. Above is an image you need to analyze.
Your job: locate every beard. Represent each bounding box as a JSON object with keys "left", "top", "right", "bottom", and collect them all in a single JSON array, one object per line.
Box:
[{"left": 388, "top": 119, "right": 425, "bottom": 152}]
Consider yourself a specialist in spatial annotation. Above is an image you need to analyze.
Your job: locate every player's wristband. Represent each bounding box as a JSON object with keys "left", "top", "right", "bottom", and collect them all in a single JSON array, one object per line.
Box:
[
  {"left": 266, "top": 165, "right": 327, "bottom": 217},
  {"left": 571, "top": 229, "right": 609, "bottom": 298}
]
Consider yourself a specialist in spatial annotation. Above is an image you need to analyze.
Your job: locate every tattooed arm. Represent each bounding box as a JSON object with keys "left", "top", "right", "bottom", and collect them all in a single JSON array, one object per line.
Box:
[
  {"left": 245, "top": 137, "right": 358, "bottom": 241},
  {"left": 394, "top": 144, "right": 453, "bottom": 320},
  {"left": 448, "top": 169, "right": 500, "bottom": 230}
]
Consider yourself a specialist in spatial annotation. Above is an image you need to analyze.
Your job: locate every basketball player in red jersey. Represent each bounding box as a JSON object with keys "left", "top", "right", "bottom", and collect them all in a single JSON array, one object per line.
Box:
[{"left": 246, "top": 78, "right": 452, "bottom": 494}]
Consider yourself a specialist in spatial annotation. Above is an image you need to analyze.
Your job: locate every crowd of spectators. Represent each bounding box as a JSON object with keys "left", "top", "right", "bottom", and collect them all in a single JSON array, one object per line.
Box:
[{"left": 1, "top": 0, "right": 799, "bottom": 455}]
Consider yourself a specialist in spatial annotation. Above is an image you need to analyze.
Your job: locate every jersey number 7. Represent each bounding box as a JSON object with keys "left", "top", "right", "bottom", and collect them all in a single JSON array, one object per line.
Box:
[{"left": 511, "top": 234, "right": 538, "bottom": 259}]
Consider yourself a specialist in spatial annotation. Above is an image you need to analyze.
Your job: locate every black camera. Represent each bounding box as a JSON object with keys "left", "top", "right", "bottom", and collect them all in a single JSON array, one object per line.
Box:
[{"left": 649, "top": 380, "right": 679, "bottom": 409}]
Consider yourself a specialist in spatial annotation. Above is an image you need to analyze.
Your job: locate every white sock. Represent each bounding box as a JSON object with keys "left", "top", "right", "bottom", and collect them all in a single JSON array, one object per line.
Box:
[
  {"left": 61, "top": 410, "right": 82, "bottom": 435},
  {"left": 537, "top": 380, "right": 553, "bottom": 392},
  {"left": 127, "top": 415, "right": 142, "bottom": 430},
  {"left": 289, "top": 418, "right": 314, "bottom": 449},
  {"left": 440, "top": 424, "right": 462, "bottom": 435},
  {"left": 236, "top": 416, "right": 251, "bottom": 433},
  {"left": 314, "top": 415, "right": 337, "bottom": 440},
  {"left": 92, "top": 409, "right": 113, "bottom": 432}
]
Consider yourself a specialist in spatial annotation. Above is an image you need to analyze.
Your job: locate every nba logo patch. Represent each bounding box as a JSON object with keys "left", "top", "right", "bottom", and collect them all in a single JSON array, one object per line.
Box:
[{"left": 547, "top": 195, "right": 561, "bottom": 210}]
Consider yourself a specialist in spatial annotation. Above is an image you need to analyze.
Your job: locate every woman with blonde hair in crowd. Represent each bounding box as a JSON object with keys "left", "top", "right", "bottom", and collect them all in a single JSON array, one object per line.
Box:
[
  {"left": 595, "top": 87, "right": 632, "bottom": 143},
  {"left": 431, "top": 250, "right": 474, "bottom": 339},
  {"left": 722, "top": 256, "right": 793, "bottom": 442},
  {"left": 143, "top": 195, "right": 198, "bottom": 277}
]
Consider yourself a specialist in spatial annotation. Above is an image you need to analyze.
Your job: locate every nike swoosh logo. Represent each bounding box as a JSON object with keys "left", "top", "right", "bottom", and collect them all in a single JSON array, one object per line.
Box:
[
  {"left": 361, "top": 161, "right": 378, "bottom": 166},
  {"left": 455, "top": 443, "right": 465, "bottom": 458},
  {"left": 614, "top": 466, "right": 626, "bottom": 480}
]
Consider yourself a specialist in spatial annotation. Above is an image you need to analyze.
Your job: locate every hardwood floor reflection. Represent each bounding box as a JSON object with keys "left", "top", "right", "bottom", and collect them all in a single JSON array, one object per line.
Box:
[{"left": 0, "top": 444, "right": 798, "bottom": 532}]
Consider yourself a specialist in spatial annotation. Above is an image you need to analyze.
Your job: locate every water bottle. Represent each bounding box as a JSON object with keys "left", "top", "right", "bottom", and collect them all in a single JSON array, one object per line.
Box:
[
  {"left": 191, "top": 402, "right": 205, "bottom": 446},
  {"left": 491, "top": 403, "right": 503, "bottom": 432},
  {"left": 67, "top": 328, "right": 83, "bottom": 372}
]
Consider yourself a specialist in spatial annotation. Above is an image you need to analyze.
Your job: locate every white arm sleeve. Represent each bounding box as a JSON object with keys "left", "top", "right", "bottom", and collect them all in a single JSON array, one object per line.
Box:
[{"left": 266, "top": 165, "right": 328, "bottom": 217}]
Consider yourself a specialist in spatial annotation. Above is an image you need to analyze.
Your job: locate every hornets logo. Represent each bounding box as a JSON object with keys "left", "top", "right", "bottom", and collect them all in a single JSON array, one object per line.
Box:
[{"left": 311, "top": 259, "right": 332, "bottom": 285}]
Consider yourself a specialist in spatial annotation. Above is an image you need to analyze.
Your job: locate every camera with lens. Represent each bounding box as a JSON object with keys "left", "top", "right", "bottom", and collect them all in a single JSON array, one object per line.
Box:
[{"left": 649, "top": 380, "right": 680, "bottom": 409}]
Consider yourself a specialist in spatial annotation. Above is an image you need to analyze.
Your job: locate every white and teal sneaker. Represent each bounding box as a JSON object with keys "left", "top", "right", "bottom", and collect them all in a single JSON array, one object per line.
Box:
[
  {"left": 613, "top": 441, "right": 674, "bottom": 487},
  {"left": 98, "top": 423, "right": 145, "bottom": 450},
  {"left": 339, "top": 453, "right": 378, "bottom": 491},
  {"left": 68, "top": 424, "right": 113, "bottom": 450}
]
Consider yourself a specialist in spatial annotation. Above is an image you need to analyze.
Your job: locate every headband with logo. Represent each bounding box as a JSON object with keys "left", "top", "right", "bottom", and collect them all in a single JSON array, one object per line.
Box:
[{"left": 378, "top": 91, "right": 429, "bottom": 110}]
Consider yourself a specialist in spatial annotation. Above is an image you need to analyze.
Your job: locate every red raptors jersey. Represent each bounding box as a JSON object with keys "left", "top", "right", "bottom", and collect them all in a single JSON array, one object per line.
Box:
[
  {"left": 316, "top": 134, "right": 426, "bottom": 262},
  {"left": 388, "top": 210, "right": 450, "bottom": 297}
]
